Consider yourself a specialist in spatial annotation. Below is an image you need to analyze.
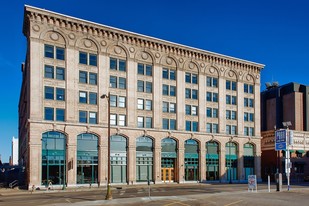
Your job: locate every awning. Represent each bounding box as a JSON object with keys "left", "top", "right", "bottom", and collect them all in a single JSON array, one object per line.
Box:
[
  {"left": 289, "top": 150, "right": 295, "bottom": 153},
  {"left": 296, "top": 150, "right": 305, "bottom": 153}
]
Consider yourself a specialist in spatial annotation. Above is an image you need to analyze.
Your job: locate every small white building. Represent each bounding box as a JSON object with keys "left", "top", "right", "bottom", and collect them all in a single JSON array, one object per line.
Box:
[{"left": 12, "top": 137, "right": 19, "bottom": 165}]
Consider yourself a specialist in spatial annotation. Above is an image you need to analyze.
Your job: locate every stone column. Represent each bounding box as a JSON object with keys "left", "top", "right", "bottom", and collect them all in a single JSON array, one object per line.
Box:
[
  {"left": 254, "top": 84, "right": 261, "bottom": 137},
  {"left": 237, "top": 82, "right": 244, "bottom": 135},
  {"left": 153, "top": 65, "right": 162, "bottom": 129},
  {"left": 127, "top": 145, "right": 136, "bottom": 184},
  {"left": 177, "top": 70, "right": 185, "bottom": 131},
  {"left": 178, "top": 140, "right": 185, "bottom": 183},
  {"left": 153, "top": 146, "right": 162, "bottom": 183},
  {"left": 126, "top": 59, "right": 137, "bottom": 127},
  {"left": 200, "top": 140, "right": 206, "bottom": 182},
  {"left": 98, "top": 55, "right": 109, "bottom": 125},
  {"left": 218, "top": 78, "right": 226, "bottom": 133},
  {"left": 66, "top": 129, "right": 77, "bottom": 187},
  {"left": 238, "top": 142, "right": 244, "bottom": 182},
  {"left": 255, "top": 141, "right": 262, "bottom": 181},
  {"left": 98, "top": 128, "right": 108, "bottom": 186},
  {"left": 198, "top": 75, "right": 206, "bottom": 132},
  {"left": 219, "top": 146, "right": 227, "bottom": 182}
]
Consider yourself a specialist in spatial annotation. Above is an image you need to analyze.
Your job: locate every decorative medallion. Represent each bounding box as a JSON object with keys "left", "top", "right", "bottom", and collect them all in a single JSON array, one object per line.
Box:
[
  {"left": 155, "top": 53, "right": 160, "bottom": 58},
  {"left": 100, "top": 40, "right": 107, "bottom": 46},
  {"left": 239, "top": 71, "right": 243, "bottom": 76},
  {"left": 220, "top": 67, "right": 224, "bottom": 72},
  {"left": 68, "top": 33, "right": 75, "bottom": 40},
  {"left": 32, "top": 25, "right": 40, "bottom": 32},
  {"left": 256, "top": 75, "right": 260, "bottom": 79},
  {"left": 228, "top": 70, "right": 235, "bottom": 77},
  {"left": 179, "top": 58, "right": 184, "bottom": 63},
  {"left": 141, "top": 52, "right": 148, "bottom": 60},
  {"left": 114, "top": 46, "right": 121, "bottom": 54},
  {"left": 84, "top": 40, "right": 92, "bottom": 48},
  {"left": 200, "top": 63, "right": 205, "bottom": 68},
  {"left": 246, "top": 75, "right": 252, "bottom": 81},
  {"left": 209, "top": 67, "right": 215, "bottom": 74},
  {"left": 166, "top": 58, "right": 172, "bottom": 65},
  {"left": 189, "top": 62, "right": 194, "bottom": 69},
  {"left": 129, "top": 47, "right": 135, "bottom": 53},
  {"left": 50, "top": 33, "right": 59, "bottom": 41}
]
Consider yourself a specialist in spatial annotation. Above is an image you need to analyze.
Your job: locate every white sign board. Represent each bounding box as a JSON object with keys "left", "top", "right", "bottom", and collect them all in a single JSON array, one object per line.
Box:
[{"left": 248, "top": 175, "right": 257, "bottom": 192}]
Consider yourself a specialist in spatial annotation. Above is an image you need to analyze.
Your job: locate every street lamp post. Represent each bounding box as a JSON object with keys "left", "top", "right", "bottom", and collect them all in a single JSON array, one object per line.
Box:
[{"left": 101, "top": 92, "right": 112, "bottom": 200}]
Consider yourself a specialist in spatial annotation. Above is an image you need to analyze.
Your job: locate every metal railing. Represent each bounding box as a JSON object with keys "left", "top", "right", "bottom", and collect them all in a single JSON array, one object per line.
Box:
[{"left": 9, "top": 180, "right": 18, "bottom": 189}]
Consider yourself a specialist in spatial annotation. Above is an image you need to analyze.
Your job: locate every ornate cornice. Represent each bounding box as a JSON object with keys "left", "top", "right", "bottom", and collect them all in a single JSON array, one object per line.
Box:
[{"left": 23, "top": 5, "right": 264, "bottom": 75}]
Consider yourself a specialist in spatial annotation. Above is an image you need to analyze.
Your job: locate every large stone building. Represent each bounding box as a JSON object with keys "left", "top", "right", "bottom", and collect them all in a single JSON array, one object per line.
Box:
[
  {"left": 19, "top": 5, "right": 264, "bottom": 189},
  {"left": 261, "top": 82, "right": 309, "bottom": 181}
]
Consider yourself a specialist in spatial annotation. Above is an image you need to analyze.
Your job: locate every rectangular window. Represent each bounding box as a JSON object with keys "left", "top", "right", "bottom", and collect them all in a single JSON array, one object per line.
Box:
[
  {"left": 249, "top": 85, "right": 254, "bottom": 94},
  {"left": 192, "top": 89, "right": 198, "bottom": 100},
  {"left": 186, "top": 88, "right": 191, "bottom": 99},
  {"left": 56, "top": 108, "right": 65, "bottom": 121},
  {"left": 45, "top": 86, "right": 54, "bottom": 100},
  {"left": 45, "top": 45, "right": 54, "bottom": 58},
  {"left": 231, "top": 111, "right": 237, "bottom": 120},
  {"left": 79, "top": 71, "right": 88, "bottom": 83},
  {"left": 207, "top": 77, "right": 218, "bottom": 87},
  {"left": 146, "top": 117, "right": 152, "bottom": 128},
  {"left": 79, "top": 52, "right": 88, "bottom": 64},
  {"left": 119, "top": 59, "right": 126, "bottom": 72},
  {"left": 244, "top": 84, "right": 254, "bottom": 94},
  {"left": 89, "top": 73, "right": 97, "bottom": 85},
  {"left": 192, "top": 121, "right": 198, "bottom": 131},
  {"left": 138, "top": 63, "right": 144, "bottom": 75},
  {"left": 227, "top": 80, "right": 237, "bottom": 90},
  {"left": 213, "top": 124, "right": 219, "bottom": 133},
  {"left": 118, "top": 77, "right": 126, "bottom": 89},
  {"left": 232, "top": 96, "right": 237, "bottom": 105},
  {"left": 56, "top": 88, "right": 65, "bottom": 101},
  {"left": 226, "top": 80, "right": 231, "bottom": 90},
  {"left": 170, "top": 86, "right": 176, "bottom": 96},
  {"left": 118, "top": 96, "right": 126, "bottom": 108},
  {"left": 137, "top": 80, "right": 144, "bottom": 92},
  {"left": 185, "top": 73, "right": 191, "bottom": 83},
  {"left": 145, "top": 100, "right": 152, "bottom": 111},
  {"left": 226, "top": 125, "right": 231, "bottom": 134},
  {"left": 186, "top": 120, "right": 191, "bottom": 131},
  {"left": 244, "top": 112, "right": 248, "bottom": 121},
  {"left": 170, "top": 119, "right": 176, "bottom": 130},
  {"left": 163, "top": 119, "right": 169, "bottom": 129},
  {"left": 110, "top": 95, "right": 117, "bottom": 107},
  {"left": 110, "top": 114, "right": 117, "bottom": 126},
  {"left": 110, "top": 58, "right": 117, "bottom": 70},
  {"left": 163, "top": 84, "right": 169, "bottom": 95},
  {"left": 89, "top": 92, "right": 97, "bottom": 105},
  {"left": 118, "top": 114, "right": 126, "bottom": 126},
  {"left": 232, "top": 82, "right": 237, "bottom": 91},
  {"left": 213, "top": 93, "right": 218, "bottom": 102},
  {"left": 170, "top": 70, "right": 176, "bottom": 80},
  {"left": 89, "top": 54, "right": 97, "bottom": 66},
  {"left": 206, "top": 123, "right": 212, "bottom": 133},
  {"left": 110, "top": 76, "right": 117, "bottom": 88},
  {"left": 226, "top": 110, "right": 231, "bottom": 120},
  {"left": 192, "top": 106, "right": 198, "bottom": 116},
  {"left": 170, "top": 103, "right": 176, "bottom": 113},
  {"left": 56, "top": 47, "right": 65, "bottom": 60},
  {"left": 56, "top": 67, "right": 65, "bottom": 80},
  {"left": 207, "top": 108, "right": 212, "bottom": 117},
  {"left": 226, "top": 95, "right": 231, "bottom": 104},
  {"left": 45, "top": 65, "right": 54, "bottom": 79},
  {"left": 44, "top": 107, "right": 54, "bottom": 121},
  {"left": 213, "top": 108, "right": 218, "bottom": 118},
  {"left": 79, "top": 91, "right": 87, "bottom": 103},
  {"left": 249, "top": 99, "right": 254, "bottom": 107},
  {"left": 185, "top": 105, "right": 191, "bottom": 115},
  {"left": 137, "top": 99, "right": 144, "bottom": 110},
  {"left": 89, "top": 112, "right": 97, "bottom": 124},
  {"left": 249, "top": 127, "right": 254, "bottom": 136},
  {"left": 146, "top": 82, "right": 152, "bottom": 93},
  {"left": 244, "top": 127, "right": 249, "bottom": 136},
  {"left": 146, "top": 65, "right": 152, "bottom": 76},
  {"left": 231, "top": 125, "right": 237, "bottom": 135},
  {"left": 138, "top": 117, "right": 144, "bottom": 128},
  {"left": 163, "top": 69, "right": 169, "bottom": 79},
  {"left": 79, "top": 111, "right": 87, "bottom": 123},
  {"left": 206, "top": 92, "right": 212, "bottom": 102},
  {"left": 192, "top": 74, "right": 198, "bottom": 84},
  {"left": 163, "top": 102, "right": 168, "bottom": 112}
]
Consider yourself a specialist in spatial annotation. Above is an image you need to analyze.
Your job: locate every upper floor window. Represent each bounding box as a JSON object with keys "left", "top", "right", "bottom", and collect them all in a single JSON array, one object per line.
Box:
[
  {"left": 244, "top": 84, "right": 254, "bottom": 94},
  {"left": 137, "top": 80, "right": 152, "bottom": 93},
  {"left": 163, "top": 84, "right": 176, "bottom": 96},
  {"left": 137, "top": 99, "right": 152, "bottom": 111},
  {"left": 138, "top": 63, "right": 152, "bottom": 76},
  {"left": 186, "top": 121, "right": 198, "bottom": 132},
  {"left": 110, "top": 95, "right": 126, "bottom": 108},
  {"left": 162, "top": 68, "right": 176, "bottom": 80},
  {"left": 185, "top": 105, "right": 198, "bottom": 116},
  {"left": 185, "top": 73, "right": 198, "bottom": 84},
  {"left": 162, "top": 102, "right": 176, "bottom": 113},
  {"left": 44, "top": 44, "right": 65, "bottom": 60},
  {"left": 110, "top": 58, "right": 126, "bottom": 72},
  {"left": 44, "top": 107, "right": 65, "bottom": 122},
  {"left": 186, "top": 88, "right": 198, "bottom": 99},
  {"left": 79, "top": 52, "right": 97, "bottom": 66},
  {"left": 206, "top": 92, "right": 218, "bottom": 102},
  {"left": 79, "top": 71, "right": 97, "bottom": 85},
  {"left": 226, "top": 125, "right": 237, "bottom": 135},
  {"left": 226, "top": 95, "right": 237, "bottom": 105},
  {"left": 44, "top": 65, "right": 65, "bottom": 80},
  {"left": 244, "top": 98, "right": 254, "bottom": 108},
  {"left": 79, "top": 111, "right": 97, "bottom": 124},
  {"left": 206, "top": 107, "right": 218, "bottom": 118},
  {"left": 244, "top": 112, "right": 254, "bottom": 122},
  {"left": 207, "top": 77, "right": 218, "bottom": 88},
  {"left": 138, "top": 116, "right": 152, "bottom": 128},
  {"left": 226, "top": 80, "right": 237, "bottom": 91},
  {"left": 244, "top": 127, "right": 254, "bottom": 136},
  {"left": 110, "top": 114, "right": 126, "bottom": 126},
  {"left": 162, "top": 119, "right": 176, "bottom": 130},
  {"left": 110, "top": 76, "right": 126, "bottom": 89},
  {"left": 206, "top": 123, "right": 219, "bottom": 133},
  {"left": 226, "top": 110, "right": 237, "bottom": 120}
]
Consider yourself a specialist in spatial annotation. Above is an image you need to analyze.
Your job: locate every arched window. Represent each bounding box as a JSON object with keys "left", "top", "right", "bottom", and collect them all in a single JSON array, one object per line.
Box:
[
  {"left": 161, "top": 138, "right": 177, "bottom": 183},
  {"left": 136, "top": 136, "right": 153, "bottom": 182},
  {"left": 226, "top": 142, "right": 238, "bottom": 182},
  {"left": 76, "top": 133, "right": 98, "bottom": 184},
  {"left": 206, "top": 141, "right": 219, "bottom": 181},
  {"left": 41, "top": 131, "right": 66, "bottom": 186},
  {"left": 111, "top": 135, "right": 127, "bottom": 183},
  {"left": 184, "top": 139, "right": 199, "bottom": 181}
]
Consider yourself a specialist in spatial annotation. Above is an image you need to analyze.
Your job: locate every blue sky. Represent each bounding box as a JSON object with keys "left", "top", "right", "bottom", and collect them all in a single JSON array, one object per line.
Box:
[{"left": 0, "top": 0, "right": 308, "bottom": 163}]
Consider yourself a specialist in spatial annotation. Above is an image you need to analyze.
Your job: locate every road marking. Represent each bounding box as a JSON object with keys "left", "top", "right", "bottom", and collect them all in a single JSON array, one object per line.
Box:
[
  {"left": 224, "top": 200, "right": 243, "bottom": 206},
  {"left": 163, "top": 201, "right": 191, "bottom": 206}
]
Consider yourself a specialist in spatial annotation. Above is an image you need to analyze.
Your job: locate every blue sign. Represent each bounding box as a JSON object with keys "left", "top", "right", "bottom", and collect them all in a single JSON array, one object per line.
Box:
[{"left": 275, "top": 130, "right": 287, "bottom": 151}]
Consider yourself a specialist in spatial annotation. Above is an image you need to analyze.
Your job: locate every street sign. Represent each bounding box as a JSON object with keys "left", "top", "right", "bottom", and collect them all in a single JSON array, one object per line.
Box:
[
  {"left": 248, "top": 175, "right": 257, "bottom": 192},
  {"left": 275, "top": 130, "right": 287, "bottom": 151}
]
